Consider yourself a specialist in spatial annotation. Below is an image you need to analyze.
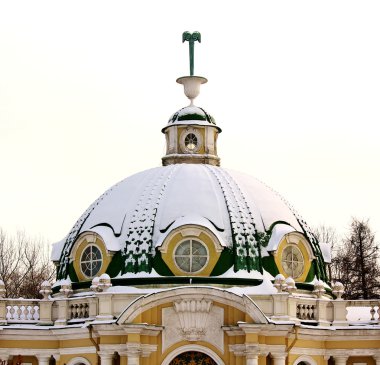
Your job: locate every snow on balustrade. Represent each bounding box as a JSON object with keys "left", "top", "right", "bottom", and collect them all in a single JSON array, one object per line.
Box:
[
  {"left": 5, "top": 300, "right": 40, "bottom": 322},
  {"left": 345, "top": 300, "right": 380, "bottom": 323}
]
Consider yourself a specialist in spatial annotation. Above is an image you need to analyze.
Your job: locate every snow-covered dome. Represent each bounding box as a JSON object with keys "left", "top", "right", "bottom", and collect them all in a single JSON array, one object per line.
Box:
[
  {"left": 52, "top": 70, "right": 329, "bottom": 291},
  {"left": 53, "top": 164, "right": 328, "bottom": 287}
]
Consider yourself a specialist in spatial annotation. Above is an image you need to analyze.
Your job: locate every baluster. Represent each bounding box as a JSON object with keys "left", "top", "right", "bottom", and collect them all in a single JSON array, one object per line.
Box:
[
  {"left": 79, "top": 304, "right": 84, "bottom": 318},
  {"left": 30, "top": 305, "right": 35, "bottom": 320},
  {"left": 6, "top": 305, "right": 11, "bottom": 320},
  {"left": 34, "top": 305, "right": 40, "bottom": 320},
  {"left": 85, "top": 303, "right": 89, "bottom": 318},
  {"left": 370, "top": 305, "right": 375, "bottom": 321},
  {"left": 300, "top": 304, "right": 305, "bottom": 319},
  {"left": 23, "top": 305, "right": 29, "bottom": 320},
  {"left": 70, "top": 304, "right": 75, "bottom": 319},
  {"left": 16, "top": 305, "right": 22, "bottom": 320},
  {"left": 311, "top": 305, "right": 315, "bottom": 320},
  {"left": 76, "top": 304, "right": 80, "bottom": 318},
  {"left": 9, "top": 305, "right": 15, "bottom": 320}
]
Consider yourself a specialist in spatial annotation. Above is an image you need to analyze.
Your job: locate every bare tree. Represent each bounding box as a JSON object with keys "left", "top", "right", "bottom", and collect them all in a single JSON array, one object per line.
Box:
[
  {"left": 0, "top": 228, "right": 55, "bottom": 298},
  {"left": 313, "top": 224, "right": 341, "bottom": 282},
  {"left": 339, "top": 218, "right": 380, "bottom": 299}
]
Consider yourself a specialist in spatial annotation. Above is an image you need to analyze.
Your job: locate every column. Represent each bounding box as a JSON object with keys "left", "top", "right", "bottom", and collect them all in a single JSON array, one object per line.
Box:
[
  {"left": 271, "top": 353, "right": 287, "bottom": 365},
  {"left": 36, "top": 355, "right": 51, "bottom": 365},
  {"left": 98, "top": 352, "right": 114, "bottom": 365},
  {"left": 126, "top": 350, "right": 140, "bottom": 365},
  {"left": 333, "top": 356, "right": 349, "bottom": 365},
  {"left": 246, "top": 353, "right": 259, "bottom": 365}
]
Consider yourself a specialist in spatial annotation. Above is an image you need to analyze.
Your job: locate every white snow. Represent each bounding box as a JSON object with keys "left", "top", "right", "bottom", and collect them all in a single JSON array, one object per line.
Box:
[
  {"left": 90, "top": 225, "right": 121, "bottom": 251},
  {"left": 346, "top": 306, "right": 379, "bottom": 322},
  {"left": 266, "top": 223, "right": 297, "bottom": 252},
  {"left": 115, "top": 268, "right": 161, "bottom": 278},
  {"left": 51, "top": 236, "right": 67, "bottom": 261},
  {"left": 155, "top": 214, "right": 228, "bottom": 248},
  {"left": 225, "top": 169, "right": 304, "bottom": 232},
  {"left": 217, "top": 267, "right": 263, "bottom": 279}
]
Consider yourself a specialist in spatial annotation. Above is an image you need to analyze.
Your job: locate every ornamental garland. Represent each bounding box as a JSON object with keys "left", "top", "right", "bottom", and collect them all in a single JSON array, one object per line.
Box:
[
  {"left": 121, "top": 165, "right": 178, "bottom": 274},
  {"left": 206, "top": 166, "right": 261, "bottom": 272}
]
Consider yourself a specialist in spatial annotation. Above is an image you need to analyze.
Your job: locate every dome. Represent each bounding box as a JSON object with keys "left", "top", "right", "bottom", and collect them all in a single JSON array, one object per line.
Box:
[
  {"left": 52, "top": 57, "right": 329, "bottom": 291},
  {"left": 53, "top": 164, "right": 328, "bottom": 287},
  {"left": 163, "top": 105, "right": 221, "bottom": 132}
]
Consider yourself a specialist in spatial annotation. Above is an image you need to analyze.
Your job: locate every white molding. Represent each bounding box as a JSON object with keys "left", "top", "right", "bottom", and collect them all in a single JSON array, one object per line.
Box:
[
  {"left": 66, "top": 356, "right": 92, "bottom": 365},
  {"left": 290, "top": 348, "right": 326, "bottom": 356},
  {"left": 59, "top": 347, "right": 96, "bottom": 355},
  {"left": 0, "top": 349, "right": 58, "bottom": 356},
  {"left": 161, "top": 345, "right": 224, "bottom": 365},
  {"left": 292, "top": 355, "right": 318, "bottom": 365},
  {"left": 117, "top": 286, "right": 268, "bottom": 325}
]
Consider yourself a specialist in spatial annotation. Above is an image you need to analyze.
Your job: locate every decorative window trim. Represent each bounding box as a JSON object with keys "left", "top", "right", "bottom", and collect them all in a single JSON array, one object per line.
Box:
[
  {"left": 159, "top": 225, "right": 223, "bottom": 277},
  {"left": 173, "top": 238, "right": 210, "bottom": 274},
  {"left": 273, "top": 232, "right": 313, "bottom": 282},
  {"left": 72, "top": 232, "right": 111, "bottom": 281},
  {"left": 281, "top": 244, "right": 304, "bottom": 279},
  {"left": 80, "top": 244, "right": 103, "bottom": 279},
  {"left": 293, "top": 355, "right": 318, "bottom": 365},
  {"left": 180, "top": 127, "right": 202, "bottom": 154}
]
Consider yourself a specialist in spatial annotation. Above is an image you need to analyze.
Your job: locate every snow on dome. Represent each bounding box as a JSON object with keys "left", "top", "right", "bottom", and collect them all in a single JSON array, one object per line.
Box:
[
  {"left": 163, "top": 105, "right": 221, "bottom": 132},
  {"left": 266, "top": 223, "right": 298, "bottom": 252},
  {"left": 54, "top": 164, "right": 322, "bottom": 282}
]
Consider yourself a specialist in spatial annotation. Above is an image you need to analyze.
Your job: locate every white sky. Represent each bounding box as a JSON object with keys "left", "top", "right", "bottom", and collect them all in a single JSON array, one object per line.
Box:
[{"left": 0, "top": 1, "right": 379, "bottom": 244}]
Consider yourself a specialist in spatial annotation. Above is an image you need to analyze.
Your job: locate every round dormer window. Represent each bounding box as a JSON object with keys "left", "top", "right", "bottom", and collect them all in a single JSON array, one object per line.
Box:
[
  {"left": 174, "top": 239, "right": 208, "bottom": 273},
  {"left": 281, "top": 245, "right": 304, "bottom": 279},
  {"left": 80, "top": 245, "right": 103, "bottom": 278}
]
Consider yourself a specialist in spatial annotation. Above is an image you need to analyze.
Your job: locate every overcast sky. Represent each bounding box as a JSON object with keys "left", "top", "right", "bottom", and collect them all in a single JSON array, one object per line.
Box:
[{"left": 0, "top": 1, "right": 379, "bottom": 245}]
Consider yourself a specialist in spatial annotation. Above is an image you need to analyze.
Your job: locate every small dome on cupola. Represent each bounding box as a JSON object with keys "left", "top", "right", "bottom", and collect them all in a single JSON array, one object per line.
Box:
[{"left": 165, "top": 105, "right": 219, "bottom": 131}]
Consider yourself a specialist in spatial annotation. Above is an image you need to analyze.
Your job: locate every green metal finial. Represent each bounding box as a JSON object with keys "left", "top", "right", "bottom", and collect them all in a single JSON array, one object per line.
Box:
[{"left": 182, "top": 31, "right": 201, "bottom": 76}]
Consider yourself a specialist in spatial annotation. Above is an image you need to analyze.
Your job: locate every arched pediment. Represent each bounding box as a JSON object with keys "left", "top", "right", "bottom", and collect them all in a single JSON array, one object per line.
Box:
[{"left": 116, "top": 286, "right": 268, "bottom": 325}]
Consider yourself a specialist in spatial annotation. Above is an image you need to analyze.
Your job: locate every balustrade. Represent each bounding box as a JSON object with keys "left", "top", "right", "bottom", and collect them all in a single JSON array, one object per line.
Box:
[
  {"left": 296, "top": 302, "right": 316, "bottom": 321},
  {"left": 4, "top": 300, "right": 40, "bottom": 322}
]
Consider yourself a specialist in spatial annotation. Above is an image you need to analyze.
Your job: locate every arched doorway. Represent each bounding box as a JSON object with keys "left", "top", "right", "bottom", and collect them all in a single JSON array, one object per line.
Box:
[{"left": 169, "top": 351, "right": 217, "bottom": 365}]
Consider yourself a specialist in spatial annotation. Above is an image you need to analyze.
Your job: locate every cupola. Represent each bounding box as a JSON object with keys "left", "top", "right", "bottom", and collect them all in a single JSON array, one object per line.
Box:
[{"left": 162, "top": 32, "right": 222, "bottom": 166}]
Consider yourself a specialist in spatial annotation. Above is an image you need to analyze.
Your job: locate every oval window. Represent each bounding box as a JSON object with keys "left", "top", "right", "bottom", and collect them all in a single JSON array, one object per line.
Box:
[
  {"left": 80, "top": 245, "right": 102, "bottom": 278},
  {"left": 174, "top": 239, "right": 208, "bottom": 273}
]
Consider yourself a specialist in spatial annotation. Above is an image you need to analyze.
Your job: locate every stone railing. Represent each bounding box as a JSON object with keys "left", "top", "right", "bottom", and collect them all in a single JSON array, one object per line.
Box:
[
  {"left": 3, "top": 299, "right": 40, "bottom": 323},
  {"left": 0, "top": 278, "right": 379, "bottom": 327},
  {"left": 296, "top": 300, "right": 317, "bottom": 321},
  {"left": 345, "top": 299, "right": 380, "bottom": 323},
  {"left": 54, "top": 296, "right": 98, "bottom": 325}
]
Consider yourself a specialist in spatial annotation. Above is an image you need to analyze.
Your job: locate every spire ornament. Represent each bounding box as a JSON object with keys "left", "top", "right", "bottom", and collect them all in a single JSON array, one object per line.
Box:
[
  {"left": 182, "top": 31, "right": 201, "bottom": 76},
  {"left": 177, "top": 31, "right": 207, "bottom": 105}
]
